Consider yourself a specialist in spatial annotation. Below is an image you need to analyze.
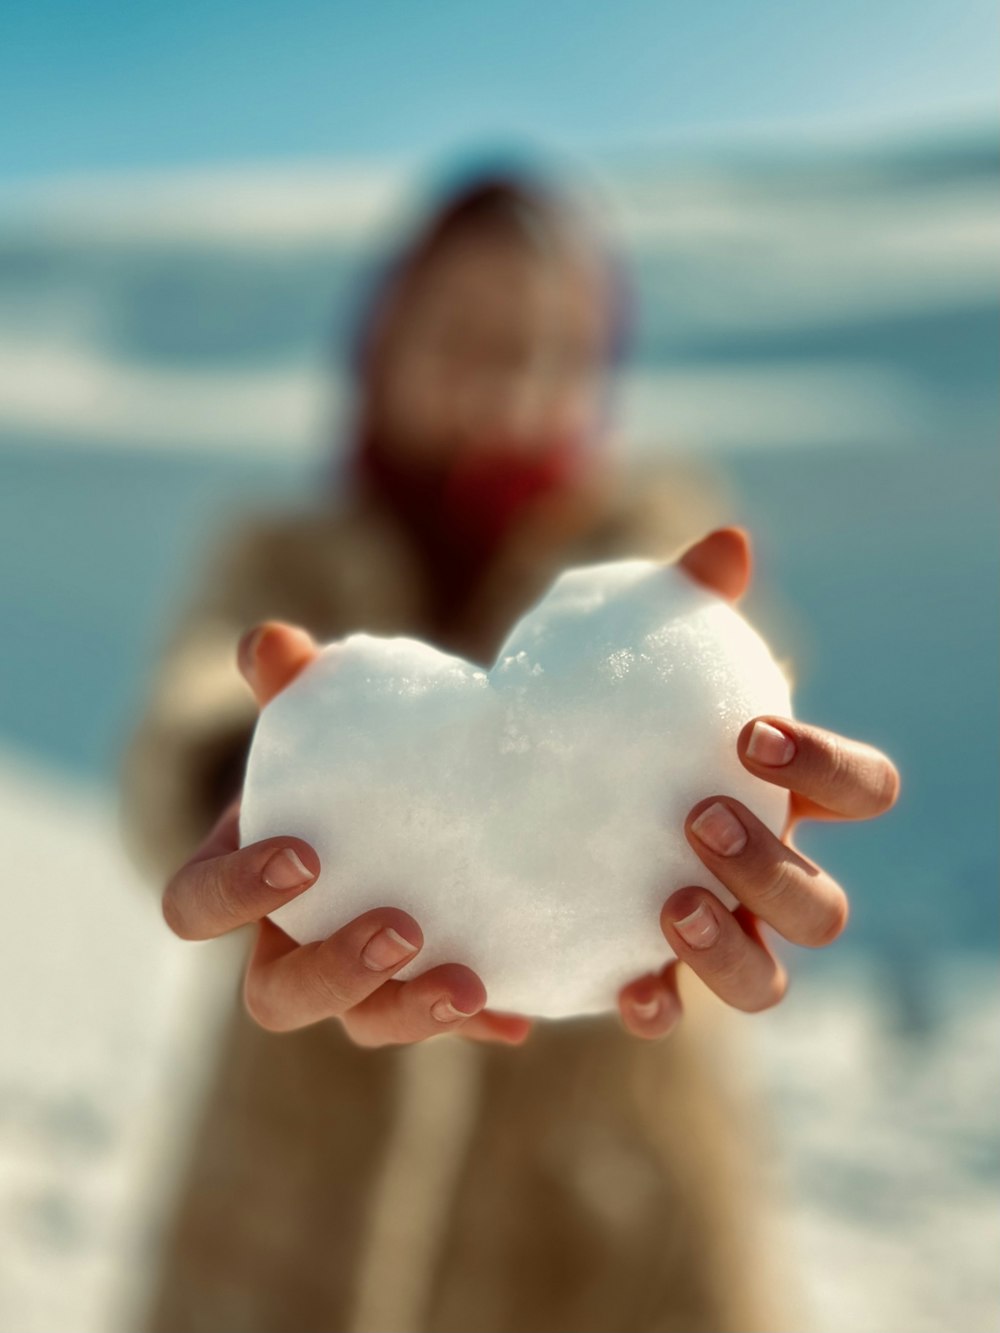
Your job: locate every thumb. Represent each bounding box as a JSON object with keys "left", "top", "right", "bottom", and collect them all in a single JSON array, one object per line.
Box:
[
  {"left": 677, "top": 527, "right": 752, "bottom": 602},
  {"left": 237, "top": 621, "right": 319, "bottom": 707}
]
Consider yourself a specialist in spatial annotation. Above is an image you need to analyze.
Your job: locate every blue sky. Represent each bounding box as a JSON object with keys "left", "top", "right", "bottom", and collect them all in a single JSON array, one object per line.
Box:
[{"left": 2, "top": 0, "right": 997, "bottom": 181}]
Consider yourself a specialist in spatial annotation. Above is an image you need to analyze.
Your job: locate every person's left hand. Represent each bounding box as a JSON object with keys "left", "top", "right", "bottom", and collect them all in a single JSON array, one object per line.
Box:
[{"left": 618, "top": 528, "right": 901, "bottom": 1038}]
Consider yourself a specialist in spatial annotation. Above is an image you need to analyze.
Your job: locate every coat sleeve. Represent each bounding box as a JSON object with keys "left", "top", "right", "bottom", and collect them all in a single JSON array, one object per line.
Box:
[{"left": 118, "top": 518, "right": 283, "bottom": 886}]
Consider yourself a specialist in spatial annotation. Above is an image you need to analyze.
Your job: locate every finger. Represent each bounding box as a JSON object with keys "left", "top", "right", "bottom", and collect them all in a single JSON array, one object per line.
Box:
[
  {"left": 460, "top": 1011, "right": 535, "bottom": 1045},
  {"left": 618, "top": 963, "right": 683, "bottom": 1038},
  {"left": 677, "top": 527, "right": 752, "bottom": 602},
  {"left": 739, "top": 717, "right": 900, "bottom": 821},
  {"left": 341, "top": 964, "right": 487, "bottom": 1048},
  {"left": 162, "top": 836, "right": 319, "bottom": 940},
  {"left": 661, "top": 888, "right": 788, "bottom": 1013},
  {"left": 686, "top": 796, "right": 849, "bottom": 947},
  {"left": 237, "top": 621, "right": 320, "bottom": 707},
  {"left": 243, "top": 910, "right": 423, "bottom": 1032}
]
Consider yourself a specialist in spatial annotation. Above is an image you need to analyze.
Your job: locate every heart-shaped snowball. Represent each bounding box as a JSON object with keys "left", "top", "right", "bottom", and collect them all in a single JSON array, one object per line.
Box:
[{"left": 240, "top": 559, "right": 791, "bottom": 1019}]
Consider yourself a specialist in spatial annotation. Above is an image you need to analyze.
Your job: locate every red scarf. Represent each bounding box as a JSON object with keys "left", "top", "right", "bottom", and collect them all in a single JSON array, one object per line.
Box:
[{"left": 355, "top": 432, "right": 583, "bottom": 628}]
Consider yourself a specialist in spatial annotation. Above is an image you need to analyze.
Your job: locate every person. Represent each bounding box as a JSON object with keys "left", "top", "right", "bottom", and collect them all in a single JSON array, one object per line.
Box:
[{"left": 121, "top": 173, "right": 899, "bottom": 1333}]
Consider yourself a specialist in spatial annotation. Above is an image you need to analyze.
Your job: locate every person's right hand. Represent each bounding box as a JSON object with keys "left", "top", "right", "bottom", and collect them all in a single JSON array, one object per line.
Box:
[{"left": 161, "top": 622, "right": 532, "bottom": 1048}]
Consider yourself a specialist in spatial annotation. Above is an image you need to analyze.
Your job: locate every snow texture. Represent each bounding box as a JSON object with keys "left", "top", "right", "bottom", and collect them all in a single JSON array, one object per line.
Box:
[{"left": 240, "top": 559, "right": 791, "bottom": 1017}]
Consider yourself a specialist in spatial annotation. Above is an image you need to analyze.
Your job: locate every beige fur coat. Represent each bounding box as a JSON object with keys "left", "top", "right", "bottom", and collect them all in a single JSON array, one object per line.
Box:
[{"left": 121, "top": 465, "right": 789, "bottom": 1333}]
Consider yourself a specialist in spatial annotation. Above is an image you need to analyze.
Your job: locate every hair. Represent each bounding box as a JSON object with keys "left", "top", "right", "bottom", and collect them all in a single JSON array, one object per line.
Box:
[
  {"left": 322, "top": 166, "right": 633, "bottom": 495},
  {"left": 390, "top": 175, "right": 573, "bottom": 265},
  {"left": 349, "top": 169, "right": 631, "bottom": 384}
]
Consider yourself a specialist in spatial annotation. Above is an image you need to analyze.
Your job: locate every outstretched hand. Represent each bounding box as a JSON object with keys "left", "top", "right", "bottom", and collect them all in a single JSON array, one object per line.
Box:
[
  {"left": 617, "top": 528, "right": 900, "bottom": 1038},
  {"left": 162, "top": 528, "right": 898, "bottom": 1048}
]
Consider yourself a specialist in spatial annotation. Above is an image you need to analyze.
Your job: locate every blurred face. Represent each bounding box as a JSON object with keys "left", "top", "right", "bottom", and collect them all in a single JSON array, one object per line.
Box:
[{"left": 368, "top": 228, "right": 610, "bottom": 464}]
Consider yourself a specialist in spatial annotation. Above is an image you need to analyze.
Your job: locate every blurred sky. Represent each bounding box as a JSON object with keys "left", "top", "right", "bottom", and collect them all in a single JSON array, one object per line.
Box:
[{"left": 2, "top": 0, "right": 997, "bottom": 181}]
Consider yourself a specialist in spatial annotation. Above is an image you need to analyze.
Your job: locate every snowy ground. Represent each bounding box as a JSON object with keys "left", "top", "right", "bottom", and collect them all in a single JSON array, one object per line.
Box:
[
  {"left": 2, "top": 747, "right": 997, "bottom": 1333},
  {"left": 0, "top": 750, "right": 238, "bottom": 1333}
]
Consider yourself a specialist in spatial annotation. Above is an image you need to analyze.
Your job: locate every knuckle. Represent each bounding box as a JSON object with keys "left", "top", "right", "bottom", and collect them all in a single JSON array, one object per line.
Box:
[
  {"left": 303, "top": 950, "right": 357, "bottom": 1018},
  {"left": 394, "top": 999, "right": 441, "bottom": 1045},
  {"left": 203, "top": 854, "right": 264, "bottom": 932},
  {"left": 816, "top": 732, "right": 900, "bottom": 816},
  {"left": 753, "top": 856, "right": 798, "bottom": 912},
  {"left": 201, "top": 858, "right": 243, "bottom": 927},
  {"left": 821, "top": 733, "right": 858, "bottom": 799}
]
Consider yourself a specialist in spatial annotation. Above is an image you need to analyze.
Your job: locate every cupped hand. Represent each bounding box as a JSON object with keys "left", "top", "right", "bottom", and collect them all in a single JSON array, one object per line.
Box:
[
  {"left": 161, "top": 621, "right": 532, "bottom": 1048},
  {"left": 618, "top": 528, "right": 900, "bottom": 1038}
]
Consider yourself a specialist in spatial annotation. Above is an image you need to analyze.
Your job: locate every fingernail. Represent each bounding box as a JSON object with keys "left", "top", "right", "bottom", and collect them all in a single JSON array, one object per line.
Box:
[
  {"left": 361, "top": 926, "right": 420, "bottom": 972},
  {"left": 747, "top": 720, "right": 795, "bottom": 767},
  {"left": 690, "top": 802, "right": 748, "bottom": 856},
  {"left": 431, "top": 997, "right": 477, "bottom": 1023},
  {"left": 238, "top": 624, "right": 267, "bottom": 673},
  {"left": 262, "top": 848, "right": 314, "bottom": 890},
  {"left": 672, "top": 902, "right": 721, "bottom": 949},
  {"left": 631, "top": 992, "right": 664, "bottom": 1022}
]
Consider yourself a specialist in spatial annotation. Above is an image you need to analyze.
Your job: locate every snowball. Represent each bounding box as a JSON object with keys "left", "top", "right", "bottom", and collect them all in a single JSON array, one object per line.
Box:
[{"left": 240, "top": 559, "right": 791, "bottom": 1018}]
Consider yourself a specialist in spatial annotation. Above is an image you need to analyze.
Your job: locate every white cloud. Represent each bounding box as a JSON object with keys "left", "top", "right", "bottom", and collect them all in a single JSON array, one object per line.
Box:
[
  {"left": 0, "top": 163, "right": 407, "bottom": 249},
  {"left": 0, "top": 336, "right": 922, "bottom": 456},
  {"left": 0, "top": 338, "right": 335, "bottom": 451},
  {"left": 619, "top": 363, "right": 922, "bottom": 454},
  {"left": 610, "top": 175, "right": 1000, "bottom": 330},
  {"left": 0, "top": 133, "right": 991, "bottom": 455}
]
